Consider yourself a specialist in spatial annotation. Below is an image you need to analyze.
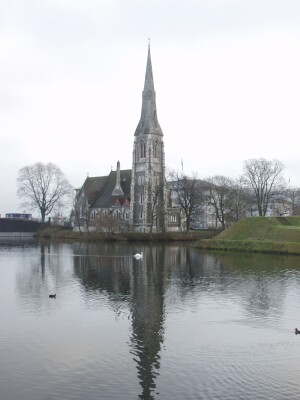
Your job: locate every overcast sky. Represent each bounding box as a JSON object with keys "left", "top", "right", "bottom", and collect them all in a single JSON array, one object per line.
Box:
[{"left": 1, "top": 0, "right": 300, "bottom": 217}]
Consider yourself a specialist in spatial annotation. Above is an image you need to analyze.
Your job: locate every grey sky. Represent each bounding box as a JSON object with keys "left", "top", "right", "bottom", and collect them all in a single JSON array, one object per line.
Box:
[{"left": 1, "top": 0, "right": 300, "bottom": 217}]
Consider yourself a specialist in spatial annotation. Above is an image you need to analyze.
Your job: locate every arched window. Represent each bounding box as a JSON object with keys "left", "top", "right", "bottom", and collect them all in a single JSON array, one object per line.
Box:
[
  {"left": 141, "top": 141, "right": 146, "bottom": 158},
  {"left": 153, "top": 141, "right": 158, "bottom": 158}
]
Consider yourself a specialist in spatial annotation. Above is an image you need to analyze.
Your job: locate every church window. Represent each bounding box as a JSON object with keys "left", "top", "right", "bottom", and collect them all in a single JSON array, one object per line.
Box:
[
  {"left": 140, "top": 192, "right": 144, "bottom": 204},
  {"left": 138, "top": 176, "right": 141, "bottom": 185},
  {"left": 141, "top": 141, "right": 146, "bottom": 158},
  {"left": 153, "top": 141, "right": 158, "bottom": 158}
]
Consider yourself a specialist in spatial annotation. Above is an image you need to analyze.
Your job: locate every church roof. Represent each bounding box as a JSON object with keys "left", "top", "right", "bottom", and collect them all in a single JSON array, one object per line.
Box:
[
  {"left": 91, "top": 169, "right": 131, "bottom": 208},
  {"left": 80, "top": 176, "right": 108, "bottom": 205}
]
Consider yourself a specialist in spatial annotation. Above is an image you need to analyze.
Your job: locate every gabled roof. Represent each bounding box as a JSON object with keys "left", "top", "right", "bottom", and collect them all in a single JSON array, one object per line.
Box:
[
  {"left": 80, "top": 176, "right": 108, "bottom": 204},
  {"left": 92, "top": 169, "right": 132, "bottom": 208}
]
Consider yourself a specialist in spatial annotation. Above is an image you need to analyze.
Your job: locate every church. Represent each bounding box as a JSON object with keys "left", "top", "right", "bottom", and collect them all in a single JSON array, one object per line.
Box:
[{"left": 74, "top": 45, "right": 182, "bottom": 232}]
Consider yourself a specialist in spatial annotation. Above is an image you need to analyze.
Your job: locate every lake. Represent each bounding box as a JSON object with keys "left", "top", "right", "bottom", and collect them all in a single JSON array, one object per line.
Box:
[{"left": 1, "top": 240, "right": 300, "bottom": 400}]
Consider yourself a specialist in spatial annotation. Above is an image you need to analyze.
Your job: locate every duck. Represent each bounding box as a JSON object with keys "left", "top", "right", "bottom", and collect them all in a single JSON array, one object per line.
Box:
[
  {"left": 49, "top": 294, "right": 56, "bottom": 298},
  {"left": 295, "top": 328, "right": 300, "bottom": 335},
  {"left": 133, "top": 252, "right": 143, "bottom": 260}
]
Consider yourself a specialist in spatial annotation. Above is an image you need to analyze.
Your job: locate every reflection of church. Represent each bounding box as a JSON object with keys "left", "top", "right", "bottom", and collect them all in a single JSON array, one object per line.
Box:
[
  {"left": 72, "top": 244, "right": 174, "bottom": 399},
  {"left": 74, "top": 46, "right": 182, "bottom": 232}
]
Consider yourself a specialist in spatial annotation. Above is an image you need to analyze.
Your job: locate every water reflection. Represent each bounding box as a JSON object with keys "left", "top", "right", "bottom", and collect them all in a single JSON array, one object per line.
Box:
[
  {"left": 207, "top": 252, "right": 298, "bottom": 320},
  {"left": 72, "top": 244, "right": 170, "bottom": 399},
  {"left": 70, "top": 244, "right": 300, "bottom": 399},
  {"left": 129, "top": 247, "right": 166, "bottom": 400},
  {"left": 8, "top": 241, "right": 300, "bottom": 400},
  {"left": 15, "top": 242, "right": 75, "bottom": 314}
]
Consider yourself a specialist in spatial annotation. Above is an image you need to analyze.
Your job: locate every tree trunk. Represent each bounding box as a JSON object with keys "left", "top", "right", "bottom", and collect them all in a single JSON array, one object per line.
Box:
[{"left": 41, "top": 209, "right": 46, "bottom": 223}]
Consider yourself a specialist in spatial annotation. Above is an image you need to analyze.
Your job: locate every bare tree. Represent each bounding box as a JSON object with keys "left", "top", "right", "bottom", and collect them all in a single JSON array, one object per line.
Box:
[
  {"left": 205, "top": 175, "right": 235, "bottom": 229},
  {"left": 71, "top": 194, "right": 83, "bottom": 235},
  {"left": 80, "top": 198, "right": 91, "bottom": 233},
  {"left": 17, "top": 162, "right": 73, "bottom": 222},
  {"left": 286, "top": 187, "right": 300, "bottom": 215},
  {"left": 170, "top": 171, "right": 204, "bottom": 231},
  {"left": 95, "top": 211, "right": 119, "bottom": 239},
  {"left": 148, "top": 183, "right": 159, "bottom": 234},
  {"left": 147, "top": 175, "right": 166, "bottom": 234},
  {"left": 271, "top": 195, "right": 292, "bottom": 216},
  {"left": 243, "top": 187, "right": 259, "bottom": 216},
  {"left": 272, "top": 187, "right": 300, "bottom": 216},
  {"left": 72, "top": 188, "right": 92, "bottom": 233},
  {"left": 243, "top": 158, "right": 286, "bottom": 216},
  {"left": 229, "top": 177, "right": 252, "bottom": 222}
]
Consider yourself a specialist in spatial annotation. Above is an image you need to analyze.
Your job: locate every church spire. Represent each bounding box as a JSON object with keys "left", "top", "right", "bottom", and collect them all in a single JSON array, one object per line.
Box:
[
  {"left": 134, "top": 44, "right": 163, "bottom": 136},
  {"left": 130, "top": 44, "right": 168, "bottom": 233},
  {"left": 143, "top": 42, "right": 155, "bottom": 93}
]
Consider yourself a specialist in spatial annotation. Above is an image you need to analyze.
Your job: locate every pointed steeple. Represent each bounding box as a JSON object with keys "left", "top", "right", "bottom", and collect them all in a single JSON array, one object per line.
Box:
[
  {"left": 143, "top": 43, "right": 155, "bottom": 93},
  {"left": 130, "top": 44, "right": 168, "bottom": 233},
  {"left": 134, "top": 44, "right": 163, "bottom": 136}
]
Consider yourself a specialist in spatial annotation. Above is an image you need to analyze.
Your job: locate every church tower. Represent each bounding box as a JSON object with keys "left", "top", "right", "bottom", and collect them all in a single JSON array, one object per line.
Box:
[{"left": 130, "top": 45, "right": 167, "bottom": 232}]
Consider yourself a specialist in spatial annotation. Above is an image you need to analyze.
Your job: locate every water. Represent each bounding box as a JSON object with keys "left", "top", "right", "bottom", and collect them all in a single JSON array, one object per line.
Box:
[{"left": 1, "top": 240, "right": 300, "bottom": 400}]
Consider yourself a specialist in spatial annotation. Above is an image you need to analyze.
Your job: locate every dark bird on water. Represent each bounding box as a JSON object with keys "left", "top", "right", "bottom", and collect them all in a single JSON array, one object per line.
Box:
[
  {"left": 49, "top": 294, "right": 56, "bottom": 298},
  {"left": 295, "top": 328, "right": 300, "bottom": 335}
]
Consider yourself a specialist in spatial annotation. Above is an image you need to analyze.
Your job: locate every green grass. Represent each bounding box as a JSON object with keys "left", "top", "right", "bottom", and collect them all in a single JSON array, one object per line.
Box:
[{"left": 195, "top": 217, "right": 300, "bottom": 255}]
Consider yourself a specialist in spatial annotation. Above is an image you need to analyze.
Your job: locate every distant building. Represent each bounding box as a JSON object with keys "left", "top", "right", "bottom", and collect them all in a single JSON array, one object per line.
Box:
[{"left": 5, "top": 213, "right": 32, "bottom": 220}]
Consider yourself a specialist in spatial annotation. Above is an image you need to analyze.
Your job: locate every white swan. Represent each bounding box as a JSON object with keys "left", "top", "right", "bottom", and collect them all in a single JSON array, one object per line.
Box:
[{"left": 133, "top": 251, "right": 143, "bottom": 260}]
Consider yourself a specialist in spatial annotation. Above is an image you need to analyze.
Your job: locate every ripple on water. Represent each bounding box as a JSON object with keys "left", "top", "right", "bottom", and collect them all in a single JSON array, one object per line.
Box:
[
  {"left": 156, "top": 342, "right": 300, "bottom": 400},
  {"left": 3, "top": 244, "right": 300, "bottom": 399}
]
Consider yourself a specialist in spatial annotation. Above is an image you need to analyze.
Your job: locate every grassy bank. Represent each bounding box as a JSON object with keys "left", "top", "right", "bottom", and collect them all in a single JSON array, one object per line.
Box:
[
  {"left": 37, "top": 226, "right": 220, "bottom": 242},
  {"left": 195, "top": 216, "right": 300, "bottom": 255}
]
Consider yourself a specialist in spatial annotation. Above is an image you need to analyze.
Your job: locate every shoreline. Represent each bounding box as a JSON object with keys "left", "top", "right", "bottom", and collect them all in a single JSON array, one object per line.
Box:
[{"left": 35, "top": 227, "right": 220, "bottom": 243}]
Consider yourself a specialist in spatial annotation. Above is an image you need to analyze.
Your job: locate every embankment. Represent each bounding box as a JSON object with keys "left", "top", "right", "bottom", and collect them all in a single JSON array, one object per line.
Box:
[
  {"left": 37, "top": 226, "right": 220, "bottom": 242},
  {"left": 195, "top": 216, "right": 300, "bottom": 255}
]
